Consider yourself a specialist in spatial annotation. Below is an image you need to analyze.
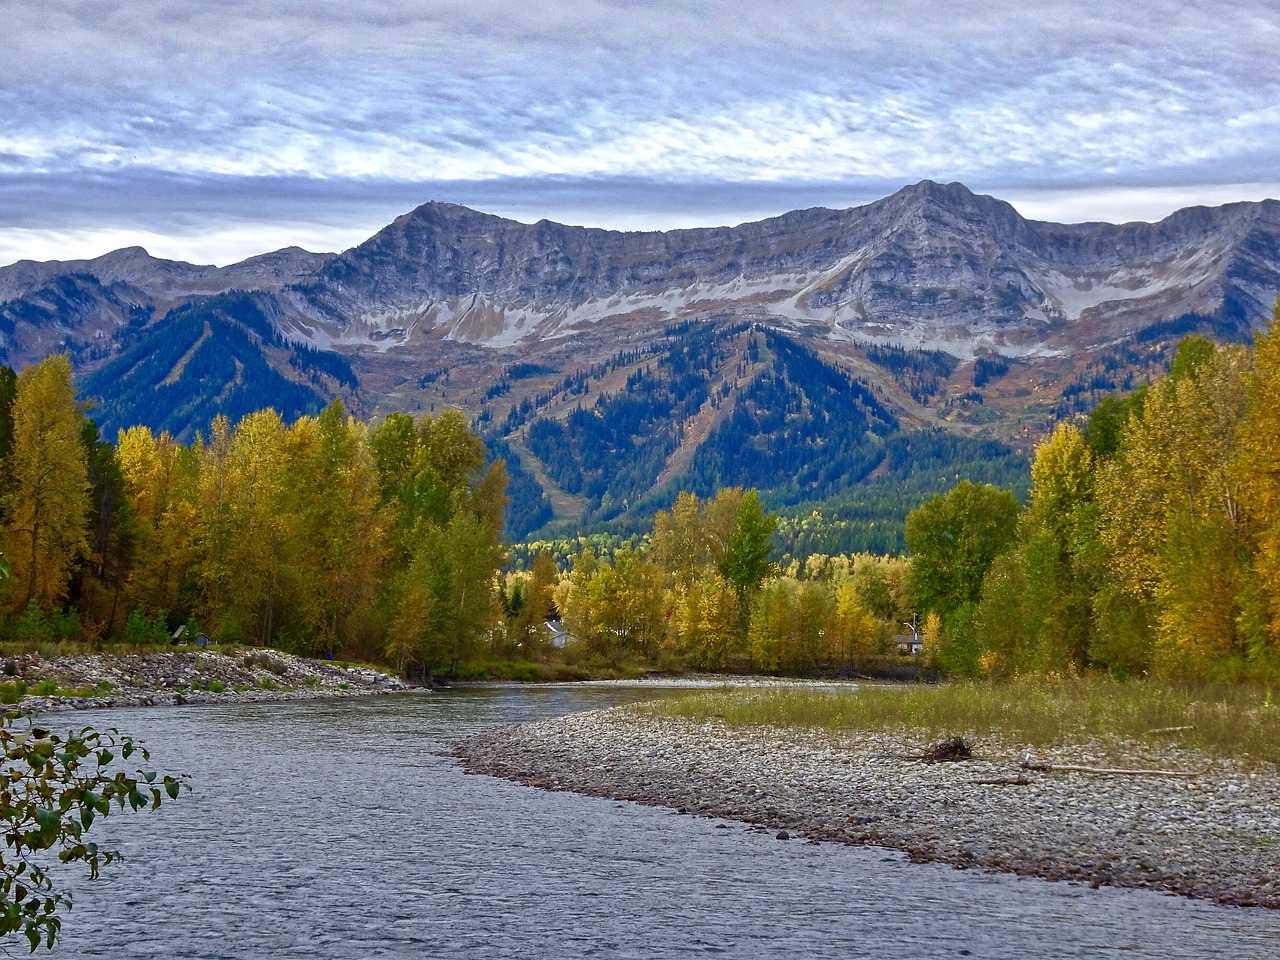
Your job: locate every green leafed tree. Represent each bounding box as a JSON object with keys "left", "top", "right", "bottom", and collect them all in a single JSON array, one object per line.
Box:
[
  {"left": 0, "top": 715, "right": 188, "bottom": 951},
  {"left": 720, "top": 489, "right": 778, "bottom": 601},
  {"left": 905, "top": 479, "right": 1019, "bottom": 620}
]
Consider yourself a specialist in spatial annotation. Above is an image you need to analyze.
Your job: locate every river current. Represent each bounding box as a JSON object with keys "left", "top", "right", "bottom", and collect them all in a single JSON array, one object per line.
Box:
[{"left": 43, "top": 687, "right": 1280, "bottom": 958}]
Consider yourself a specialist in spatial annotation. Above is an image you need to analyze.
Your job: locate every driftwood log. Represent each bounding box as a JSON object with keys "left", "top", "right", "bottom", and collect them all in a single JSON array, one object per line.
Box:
[{"left": 1019, "top": 759, "right": 1208, "bottom": 777}]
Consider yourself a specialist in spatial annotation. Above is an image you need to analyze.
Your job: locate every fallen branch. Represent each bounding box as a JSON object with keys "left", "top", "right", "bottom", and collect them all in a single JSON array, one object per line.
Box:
[
  {"left": 971, "top": 776, "right": 1031, "bottom": 786},
  {"left": 1148, "top": 725, "right": 1195, "bottom": 734},
  {"left": 1020, "top": 759, "right": 1208, "bottom": 778}
]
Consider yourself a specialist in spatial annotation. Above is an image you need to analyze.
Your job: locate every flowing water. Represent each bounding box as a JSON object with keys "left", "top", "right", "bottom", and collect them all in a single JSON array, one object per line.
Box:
[{"left": 40, "top": 687, "right": 1280, "bottom": 957}]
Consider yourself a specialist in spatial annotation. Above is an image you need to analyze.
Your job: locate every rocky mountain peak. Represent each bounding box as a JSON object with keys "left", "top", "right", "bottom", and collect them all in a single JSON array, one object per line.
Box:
[
  {"left": 890, "top": 178, "right": 976, "bottom": 203},
  {"left": 877, "top": 179, "right": 1029, "bottom": 239},
  {"left": 2, "top": 181, "right": 1278, "bottom": 377},
  {"left": 92, "top": 244, "right": 159, "bottom": 264}
]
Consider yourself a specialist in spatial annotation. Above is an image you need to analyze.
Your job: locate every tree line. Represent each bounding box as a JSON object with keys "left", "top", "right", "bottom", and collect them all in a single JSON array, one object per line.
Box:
[
  {"left": 502, "top": 487, "right": 915, "bottom": 676},
  {"left": 907, "top": 305, "right": 1280, "bottom": 683},
  {"left": 0, "top": 355, "right": 505, "bottom": 678},
  {"left": 12, "top": 306, "right": 1280, "bottom": 686}
]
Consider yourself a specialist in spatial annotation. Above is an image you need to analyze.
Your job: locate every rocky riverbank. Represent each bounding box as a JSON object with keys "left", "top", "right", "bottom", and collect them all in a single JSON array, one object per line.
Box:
[
  {"left": 456, "top": 706, "right": 1280, "bottom": 909},
  {"left": 3, "top": 649, "right": 410, "bottom": 714}
]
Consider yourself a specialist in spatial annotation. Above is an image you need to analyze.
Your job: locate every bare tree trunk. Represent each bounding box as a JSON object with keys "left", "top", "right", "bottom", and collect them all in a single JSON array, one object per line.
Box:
[{"left": 24, "top": 520, "right": 38, "bottom": 608}]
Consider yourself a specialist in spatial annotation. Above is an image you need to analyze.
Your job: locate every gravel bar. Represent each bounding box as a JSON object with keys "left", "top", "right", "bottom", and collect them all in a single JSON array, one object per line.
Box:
[
  {"left": 5, "top": 650, "right": 410, "bottom": 714},
  {"left": 455, "top": 705, "right": 1280, "bottom": 909}
]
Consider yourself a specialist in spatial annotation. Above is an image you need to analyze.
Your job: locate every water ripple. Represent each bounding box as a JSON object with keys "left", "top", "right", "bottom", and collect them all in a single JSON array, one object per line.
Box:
[{"left": 42, "top": 689, "right": 1280, "bottom": 958}]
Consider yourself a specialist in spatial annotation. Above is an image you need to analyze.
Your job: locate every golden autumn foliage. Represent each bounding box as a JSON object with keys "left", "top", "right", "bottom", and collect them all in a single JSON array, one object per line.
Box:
[
  {"left": 1097, "top": 345, "right": 1255, "bottom": 665},
  {"left": 1, "top": 356, "right": 88, "bottom": 608},
  {"left": 959, "top": 320, "right": 1280, "bottom": 682},
  {"left": 11, "top": 306, "right": 1280, "bottom": 687},
  {"left": 1240, "top": 300, "right": 1280, "bottom": 647},
  {"left": 0, "top": 375, "right": 508, "bottom": 673},
  {"left": 551, "top": 490, "right": 906, "bottom": 675}
]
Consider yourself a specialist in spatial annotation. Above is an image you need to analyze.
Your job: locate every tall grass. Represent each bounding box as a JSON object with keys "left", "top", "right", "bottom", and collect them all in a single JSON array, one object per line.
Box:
[
  {"left": 641, "top": 679, "right": 1280, "bottom": 766},
  {"left": 0, "top": 639, "right": 172, "bottom": 660}
]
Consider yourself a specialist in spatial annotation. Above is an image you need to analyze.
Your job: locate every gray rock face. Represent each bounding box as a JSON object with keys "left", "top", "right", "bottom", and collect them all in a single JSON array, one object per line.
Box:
[
  {"left": 2, "top": 181, "right": 1278, "bottom": 369},
  {"left": 287, "top": 180, "right": 1280, "bottom": 358},
  {"left": 0, "top": 245, "right": 335, "bottom": 304},
  {"left": 0, "top": 244, "right": 338, "bottom": 369}
]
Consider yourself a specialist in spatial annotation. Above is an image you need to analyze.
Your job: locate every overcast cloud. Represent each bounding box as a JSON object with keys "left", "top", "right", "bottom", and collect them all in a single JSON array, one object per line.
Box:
[{"left": 2, "top": 0, "right": 1278, "bottom": 265}]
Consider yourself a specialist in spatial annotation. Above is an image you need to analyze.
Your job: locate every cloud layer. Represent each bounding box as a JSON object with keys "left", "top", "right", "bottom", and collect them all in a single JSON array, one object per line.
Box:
[{"left": 3, "top": 1, "right": 1278, "bottom": 264}]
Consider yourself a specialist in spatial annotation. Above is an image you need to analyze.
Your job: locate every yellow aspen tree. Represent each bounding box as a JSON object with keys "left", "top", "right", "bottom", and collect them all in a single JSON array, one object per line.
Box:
[
  {"left": 651, "top": 491, "right": 707, "bottom": 589},
  {"left": 671, "top": 576, "right": 704, "bottom": 661},
  {"left": 223, "top": 408, "right": 290, "bottom": 643},
  {"left": 920, "top": 611, "right": 944, "bottom": 671},
  {"left": 1240, "top": 298, "right": 1280, "bottom": 647},
  {"left": 386, "top": 569, "right": 436, "bottom": 676},
  {"left": 1098, "top": 345, "right": 1254, "bottom": 667},
  {"left": 194, "top": 414, "right": 238, "bottom": 637},
  {"left": 693, "top": 570, "right": 740, "bottom": 670},
  {"left": 830, "top": 581, "right": 880, "bottom": 667},
  {"left": 792, "top": 579, "right": 831, "bottom": 672},
  {"left": 2, "top": 355, "right": 89, "bottom": 608},
  {"left": 117, "top": 425, "right": 199, "bottom": 616},
  {"left": 747, "top": 580, "right": 787, "bottom": 671},
  {"left": 556, "top": 548, "right": 597, "bottom": 651},
  {"left": 116, "top": 426, "right": 162, "bottom": 524},
  {"left": 1016, "top": 420, "right": 1097, "bottom": 670},
  {"left": 702, "top": 487, "right": 744, "bottom": 568},
  {"left": 284, "top": 401, "right": 388, "bottom": 656}
]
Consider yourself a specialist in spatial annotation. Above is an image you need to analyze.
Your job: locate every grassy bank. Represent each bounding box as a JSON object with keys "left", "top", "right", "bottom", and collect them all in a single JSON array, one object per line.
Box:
[{"left": 642, "top": 679, "right": 1280, "bottom": 767}]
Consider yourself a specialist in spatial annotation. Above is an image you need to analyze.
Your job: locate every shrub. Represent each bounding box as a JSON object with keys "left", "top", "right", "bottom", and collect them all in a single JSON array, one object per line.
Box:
[
  {"left": 15, "top": 603, "right": 53, "bottom": 646},
  {"left": 123, "top": 607, "right": 171, "bottom": 646},
  {"left": 49, "top": 607, "right": 82, "bottom": 641},
  {"left": 242, "top": 651, "right": 289, "bottom": 675},
  {"left": 206, "top": 680, "right": 226, "bottom": 694}
]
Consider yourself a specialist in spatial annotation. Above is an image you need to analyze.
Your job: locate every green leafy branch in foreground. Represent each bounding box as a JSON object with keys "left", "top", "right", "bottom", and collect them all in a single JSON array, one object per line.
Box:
[
  {"left": 642, "top": 680, "right": 1280, "bottom": 767},
  {"left": 0, "top": 715, "right": 189, "bottom": 951}
]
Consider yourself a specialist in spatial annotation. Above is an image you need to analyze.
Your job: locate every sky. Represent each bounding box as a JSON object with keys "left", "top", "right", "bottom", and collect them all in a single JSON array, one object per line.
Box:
[{"left": 3, "top": 0, "right": 1279, "bottom": 267}]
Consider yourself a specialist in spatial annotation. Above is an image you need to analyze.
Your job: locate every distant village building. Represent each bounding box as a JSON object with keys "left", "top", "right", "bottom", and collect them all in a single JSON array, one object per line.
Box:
[
  {"left": 545, "top": 620, "right": 571, "bottom": 648},
  {"left": 894, "top": 634, "right": 924, "bottom": 655},
  {"left": 172, "top": 624, "right": 212, "bottom": 647}
]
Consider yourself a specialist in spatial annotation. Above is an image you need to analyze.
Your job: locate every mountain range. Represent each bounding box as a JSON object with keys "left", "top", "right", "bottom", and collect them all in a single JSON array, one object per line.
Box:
[{"left": 2, "top": 180, "right": 1277, "bottom": 538}]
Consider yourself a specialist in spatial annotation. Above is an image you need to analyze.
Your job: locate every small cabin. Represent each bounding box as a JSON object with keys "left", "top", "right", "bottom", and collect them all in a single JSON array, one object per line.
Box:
[
  {"left": 894, "top": 633, "right": 924, "bottom": 655},
  {"left": 544, "top": 620, "right": 571, "bottom": 648}
]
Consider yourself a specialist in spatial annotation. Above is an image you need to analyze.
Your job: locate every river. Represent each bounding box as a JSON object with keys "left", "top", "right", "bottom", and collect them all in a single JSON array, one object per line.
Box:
[{"left": 43, "top": 687, "right": 1280, "bottom": 957}]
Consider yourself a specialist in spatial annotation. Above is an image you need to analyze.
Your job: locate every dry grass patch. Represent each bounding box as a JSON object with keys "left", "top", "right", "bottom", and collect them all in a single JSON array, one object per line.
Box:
[{"left": 640, "top": 679, "right": 1280, "bottom": 767}]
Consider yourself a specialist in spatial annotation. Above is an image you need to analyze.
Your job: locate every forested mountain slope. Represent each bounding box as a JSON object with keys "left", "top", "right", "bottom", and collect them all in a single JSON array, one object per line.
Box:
[{"left": 1, "top": 181, "right": 1276, "bottom": 535}]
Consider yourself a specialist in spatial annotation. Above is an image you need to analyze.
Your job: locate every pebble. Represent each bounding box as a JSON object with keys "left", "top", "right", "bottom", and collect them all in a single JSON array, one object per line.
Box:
[
  {"left": 5, "top": 650, "right": 409, "bottom": 715},
  {"left": 455, "top": 706, "right": 1280, "bottom": 910}
]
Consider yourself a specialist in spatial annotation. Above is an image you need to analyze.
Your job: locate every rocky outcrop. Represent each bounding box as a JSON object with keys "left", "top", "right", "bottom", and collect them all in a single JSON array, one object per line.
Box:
[{"left": 0, "top": 246, "right": 335, "bottom": 369}]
